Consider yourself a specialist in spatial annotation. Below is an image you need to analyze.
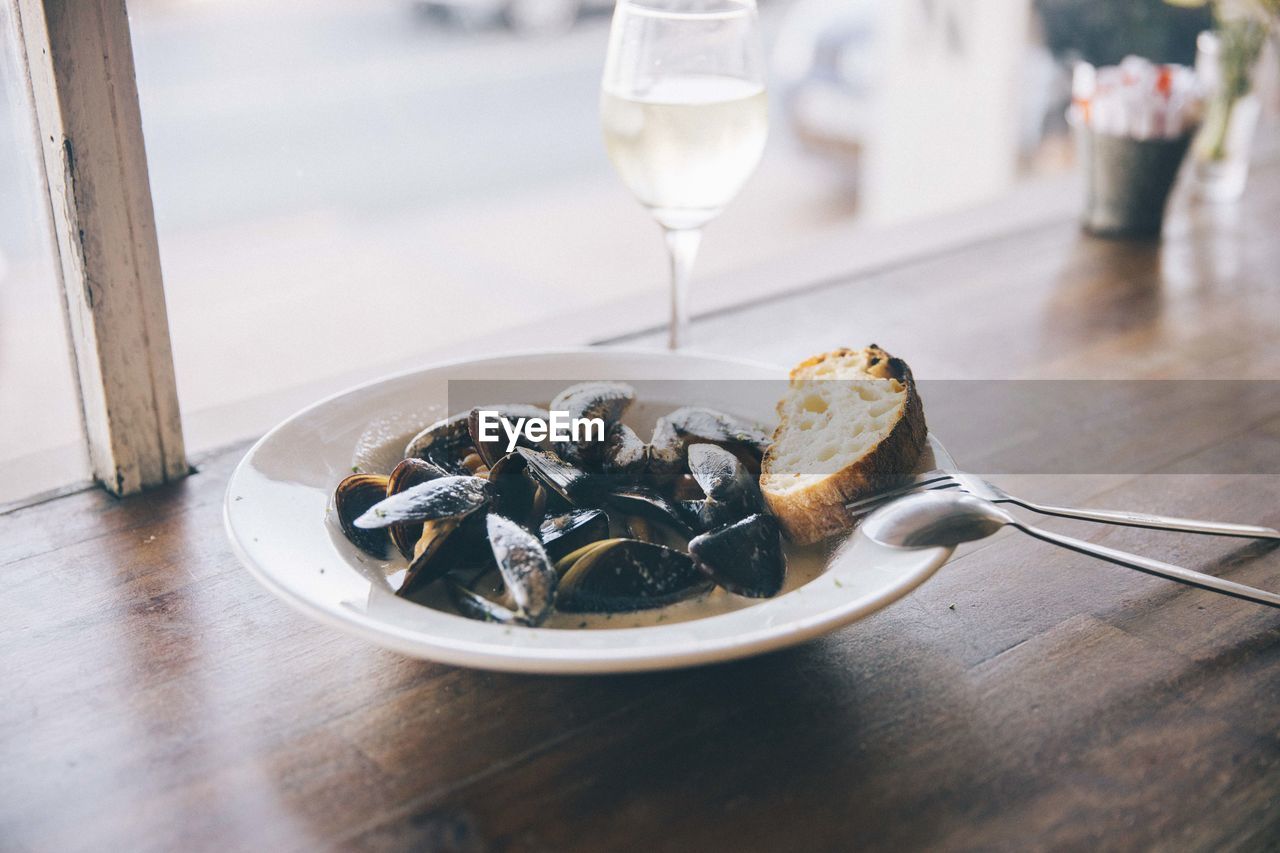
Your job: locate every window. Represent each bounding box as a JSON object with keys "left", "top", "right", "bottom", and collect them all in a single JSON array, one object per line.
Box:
[{"left": 0, "top": 3, "right": 88, "bottom": 505}]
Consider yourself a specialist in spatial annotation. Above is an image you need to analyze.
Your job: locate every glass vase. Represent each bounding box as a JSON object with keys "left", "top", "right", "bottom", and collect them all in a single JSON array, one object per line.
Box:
[{"left": 1192, "top": 28, "right": 1264, "bottom": 202}]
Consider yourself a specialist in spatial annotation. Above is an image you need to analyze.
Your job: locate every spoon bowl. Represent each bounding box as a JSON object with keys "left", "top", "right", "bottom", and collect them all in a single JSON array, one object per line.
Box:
[
  {"left": 862, "top": 491, "right": 1013, "bottom": 550},
  {"left": 860, "top": 488, "right": 1280, "bottom": 608}
]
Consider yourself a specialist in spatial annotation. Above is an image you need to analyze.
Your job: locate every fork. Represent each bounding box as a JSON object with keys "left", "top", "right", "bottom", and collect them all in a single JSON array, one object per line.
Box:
[{"left": 844, "top": 469, "right": 1280, "bottom": 539}]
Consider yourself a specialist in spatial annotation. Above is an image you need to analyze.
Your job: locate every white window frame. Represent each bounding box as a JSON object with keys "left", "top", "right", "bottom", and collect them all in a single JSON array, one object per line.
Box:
[{"left": 12, "top": 0, "right": 187, "bottom": 496}]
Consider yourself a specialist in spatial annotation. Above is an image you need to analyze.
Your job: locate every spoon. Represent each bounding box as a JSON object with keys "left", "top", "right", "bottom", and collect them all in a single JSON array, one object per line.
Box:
[{"left": 861, "top": 491, "right": 1280, "bottom": 608}]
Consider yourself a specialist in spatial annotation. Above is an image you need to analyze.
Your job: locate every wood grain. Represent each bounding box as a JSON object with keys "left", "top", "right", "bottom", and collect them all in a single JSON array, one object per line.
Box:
[{"left": 1, "top": 163, "right": 1278, "bottom": 851}]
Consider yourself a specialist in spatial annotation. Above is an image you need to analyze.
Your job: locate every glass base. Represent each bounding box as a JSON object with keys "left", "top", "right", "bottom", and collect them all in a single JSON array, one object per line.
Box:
[
  {"left": 1191, "top": 92, "right": 1259, "bottom": 204},
  {"left": 1193, "top": 159, "right": 1249, "bottom": 203}
]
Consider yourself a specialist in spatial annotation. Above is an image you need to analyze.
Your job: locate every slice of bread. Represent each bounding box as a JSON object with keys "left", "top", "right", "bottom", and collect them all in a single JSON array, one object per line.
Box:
[{"left": 761, "top": 345, "right": 927, "bottom": 544}]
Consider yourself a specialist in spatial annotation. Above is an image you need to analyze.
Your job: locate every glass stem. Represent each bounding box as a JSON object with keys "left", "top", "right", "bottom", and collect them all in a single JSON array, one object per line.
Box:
[{"left": 663, "top": 227, "right": 702, "bottom": 350}]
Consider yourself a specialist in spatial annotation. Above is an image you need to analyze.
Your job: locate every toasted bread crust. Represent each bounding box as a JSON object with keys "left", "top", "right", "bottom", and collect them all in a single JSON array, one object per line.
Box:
[{"left": 761, "top": 345, "right": 927, "bottom": 544}]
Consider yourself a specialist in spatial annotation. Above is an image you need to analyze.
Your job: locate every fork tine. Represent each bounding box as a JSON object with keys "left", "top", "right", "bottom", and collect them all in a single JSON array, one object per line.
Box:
[
  {"left": 845, "top": 482, "right": 961, "bottom": 521},
  {"left": 869, "top": 468, "right": 953, "bottom": 495},
  {"left": 904, "top": 468, "right": 951, "bottom": 485},
  {"left": 842, "top": 481, "right": 951, "bottom": 515},
  {"left": 842, "top": 470, "right": 955, "bottom": 514}
]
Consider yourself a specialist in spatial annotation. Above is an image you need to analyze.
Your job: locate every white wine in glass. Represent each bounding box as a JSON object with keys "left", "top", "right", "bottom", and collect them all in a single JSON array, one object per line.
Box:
[{"left": 601, "top": 0, "right": 767, "bottom": 349}]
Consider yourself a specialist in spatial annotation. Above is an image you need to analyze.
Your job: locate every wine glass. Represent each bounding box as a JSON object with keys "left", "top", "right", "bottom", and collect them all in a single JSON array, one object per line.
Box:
[{"left": 601, "top": 0, "right": 767, "bottom": 350}]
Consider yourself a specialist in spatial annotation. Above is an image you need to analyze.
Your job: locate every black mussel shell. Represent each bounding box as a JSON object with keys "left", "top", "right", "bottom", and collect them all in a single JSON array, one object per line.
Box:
[
  {"left": 549, "top": 381, "right": 635, "bottom": 467},
  {"left": 516, "top": 447, "right": 604, "bottom": 507},
  {"left": 677, "top": 499, "right": 707, "bottom": 533},
  {"left": 387, "top": 457, "right": 451, "bottom": 558},
  {"left": 398, "top": 519, "right": 459, "bottom": 598},
  {"left": 602, "top": 422, "right": 647, "bottom": 477},
  {"left": 355, "top": 475, "right": 490, "bottom": 529},
  {"left": 466, "top": 404, "right": 550, "bottom": 469},
  {"left": 661, "top": 406, "right": 772, "bottom": 455},
  {"left": 540, "top": 508, "right": 610, "bottom": 562},
  {"left": 645, "top": 418, "right": 687, "bottom": 484},
  {"left": 447, "top": 579, "right": 520, "bottom": 625},
  {"left": 404, "top": 412, "right": 474, "bottom": 474},
  {"left": 671, "top": 474, "right": 705, "bottom": 501},
  {"left": 488, "top": 452, "right": 547, "bottom": 531},
  {"left": 487, "top": 514, "right": 558, "bottom": 626},
  {"left": 557, "top": 538, "right": 711, "bottom": 613},
  {"left": 648, "top": 407, "right": 772, "bottom": 483},
  {"left": 688, "top": 513, "right": 786, "bottom": 598},
  {"left": 398, "top": 512, "right": 493, "bottom": 600},
  {"left": 620, "top": 514, "right": 656, "bottom": 542},
  {"left": 334, "top": 473, "right": 392, "bottom": 557},
  {"left": 606, "top": 484, "right": 693, "bottom": 537},
  {"left": 687, "top": 443, "right": 766, "bottom": 530}
]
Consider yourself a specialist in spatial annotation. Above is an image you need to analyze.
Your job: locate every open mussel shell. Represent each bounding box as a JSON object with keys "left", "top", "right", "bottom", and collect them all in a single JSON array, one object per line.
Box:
[
  {"left": 556, "top": 538, "right": 711, "bottom": 613},
  {"left": 648, "top": 406, "right": 772, "bottom": 482},
  {"left": 549, "top": 381, "right": 635, "bottom": 467},
  {"left": 388, "top": 456, "right": 449, "bottom": 491},
  {"left": 405, "top": 404, "right": 548, "bottom": 474},
  {"left": 619, "top": 514, "right": 656, "bottom": 542},
  {"left": 387, "top": 457, "right": 451, "bottom": 558},
  {"left": 398, "top": 513, "right": 493, "bottom": 600},
  {"left": 688, "top": 513, "right": 786, "bottom": 598},
  {"left": 466, "top": 404, "right": 551, "bottom": 469},
  {"left": 687, "top": 443, "right": 766, "bottom": 530},
  {"left": 446, "top": 579, "right": 520, "bottom": 625},
  {"left": 354, "top": 475, "right": 490, "bottom": 530},
  {"left": 398, "top": 519, "right": 460, "bottom": 598},
  {"left": 516, "top": 447, "right": 604, "bottom": 507},
  {"left": 605, "top": 484, "right": 693, "bottom": 538},
  {"left": 488, "top": 452, "right": 547, "bottom": 531},
  {"left": 404, "top": 412, "right": 475, "bottom": 474},
  {"left": 487, "top": 514, "right": 558, "bottom": 626},
  {"left": 663, "top": 406, "right": 772, "bottom": 455},
  {"left": 334, "top": 473, "right": 392, "bottom": 557},
  {"left": 671, "top": 474, "right": 705, "bottom": 501},
  {"left": 540, "top": 508, "right": 610, "bottom": 562}
]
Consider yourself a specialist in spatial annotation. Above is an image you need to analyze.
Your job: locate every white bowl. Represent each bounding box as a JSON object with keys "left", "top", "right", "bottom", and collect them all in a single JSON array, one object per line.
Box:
[{"left": 224, "top": 349, "right": 953, "bottom": 674}]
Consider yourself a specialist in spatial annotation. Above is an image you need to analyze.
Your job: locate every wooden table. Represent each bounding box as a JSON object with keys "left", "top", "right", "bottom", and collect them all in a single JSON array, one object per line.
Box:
[{"left": 4, "top": 162, "right": 1279, "bottom": 852}]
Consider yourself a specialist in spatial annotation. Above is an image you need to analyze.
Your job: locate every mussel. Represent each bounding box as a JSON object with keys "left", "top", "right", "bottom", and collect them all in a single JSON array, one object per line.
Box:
[
  {"left": 447, "top": 579, "right": 520, "bottom": 625},
  {"left": 351, "top": 474, "right": 492, "bottom": 596},
  {"left": 556, "top": 538, "right": 711, "bottom": 612},
  {"left": 386, "top": 457, "right": 451, "bottom": 558},
  {"left": 399, "top": 513, "right": 490, "bottom": 599},
  {"left": 549, "top": 381, "right": 635, "bottom": 467},
  {"left": 517, "top": 446, "right": 604, "bottom": 506},
  {"left": 404, "top": 412, "right": 473, "bottom": 474},
  {"left": 648, "top": 406, "right": 771, "bottom": 483},
  {"left": 605, "top": 483, "right": 693, "bottom": 538},
  {"left": 688, "top": 513, "right": 786, "bottom": 598},
  {"left": 487, "top": 514, "right": 558, "bottom": 626},
  {"left": 467, "top": 404, "right": 551, "bottom": 469},
  {"left": 687, "top": 443, "right": 766, "bottom": 530},
  {"left": 540, "top": 508, "right": 610, "bottom": 562},
  {"left": 334, "top": 472, "right": 392, "bottom": 557},
  {"left": 602, "top": 421, "right": 647, "bottom": 477},
  {"left": 354, "top": 475, "right": 490, "bottom": 529},
  {"left": 406, "top": 404, "right": 547, "bottom": 473},
  {"left": 487, "top": 451, "right": 547, "bottom": 531}
]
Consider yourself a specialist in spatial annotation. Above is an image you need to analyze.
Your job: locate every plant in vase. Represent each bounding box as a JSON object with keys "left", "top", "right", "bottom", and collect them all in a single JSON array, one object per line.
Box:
[{"left": 1168, "top": 0, "right": 1278, "bottom": 199}]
